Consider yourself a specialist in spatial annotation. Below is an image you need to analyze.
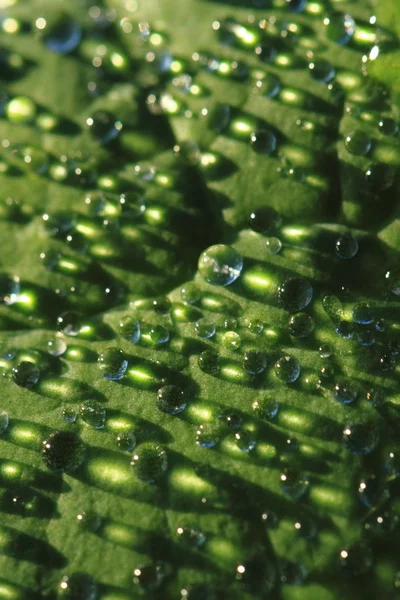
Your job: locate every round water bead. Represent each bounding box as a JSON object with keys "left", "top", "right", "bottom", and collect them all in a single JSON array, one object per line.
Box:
[
  {"left": 76, "top": 511, "right": 102, "bottom": 533},
  {"left": 43, "top": 431, "right": 85, "bottom": 472},
  {"left": 385, "top": 451, "right": 400, "bottom": 478},
  {"left": 86, "top": 110, "right": 121, "bottom": 144},
  {"left": 261, "top": 509, "right": 279, "bottom": 529},
  {"left": 366, "top": 388, "right": 385, "bottom": 408},
  {"left": 255, "top": 42, "right": 278, "bottom": 64},
  {"left": 217, "top": 409, "right": 243, "bottom": 429},
  {"left": 62, "top": 406, "right": 77, "bottom": 423},
  {"left": 132, "top": 563, "right": 166, "bottom": 592},
  {"left": 221, "top": 331, "right": 241, "bottom": 351},
  {"left": 378, "top": 117, "right": 398, "bottom": 136},
  {"left": 319, "top": 344, "right": 332, "bottom": 359},
  {"left": 116, "top": 430, "right": 137, "bottom": 452},
  {"left": 198, "top": 349, "right": 220, "bottom": 375},
  {"left": 42, "top": 17, "right": 82, "bottom": 55},
  {"left": 58, "top": 573, "right": 98, "bottom": 599},
  {"left": 243, "top": 350, "right": 267, "bottom": 375},
  {"left": 79, "top": 401, "right": 106, "bottom": 429},
  {"left": 198, "top": 244, "right": 243, "bottom": 287},
  {"left": 294, "top": 515, "right": 317, "bottom": 540},
  {"left": 365, "top": 163, "right": 394, "bottom": 192},
  {"left": 196, "top": 423, "right": 221, "bottom": 448},
  {"left": 385, "top": 267, "right": 400, "bottom": 296},
  {"left": 250, "top": 129, "right": 277, "bottom": 155},
  {"left": 252, "top": 398, "right": 279, "bottom": 420},
  {"left": 279, "top": 560, "right": 308, "bottom": 585},
  {"left": 98, "top": 348, "right": 128, "bottom": 380},
  {"left": 176, "top": 525, "right": 206, "bottom": 548},
  {"left": 335, "top": 233, "right": 358, "bottom": 259},
  {"left": 156, "top": 385, "right": 186, "bottom": 415},
  {"left": 323, "top": 13, "right": 355, "bottom": 45},
  {"left": 322, "top": 295, "right": 343, "bottom": 319},
  {"left": 266, "top": 237, "right": 282, "bottom": 254},
  {"left": 224, "top": 317, "right": 237, "bottom": 330},
  {"left": 364, "top": 508, "right": 398, "bottom": 536},
  {"left": 248, "top": 206, "right": 281, "bottom": 235},
  {"left": 57, "top": 311, "right": 82, "bottom": 336},
  {"left": 288, "top": 312, "right": 314, "bottom": 338},
  {"left": 339, "top": 543, "right": 373, "bottom": 576},
  {"left": 180, "top": 282, "right": 201, "bottom": 304},
  {"left": 118, "top": 316, "right": 140, "bottom": 343},
  {"left": 47, "top": 337, "right": 67, "bottom": 357},
  {"left": 335, "top": 321, "right": 354, "bottom": 339},
  {"left": 333, "top": 380, "right": 359, "bottom": 405},
  {"left": 308, "top": 59, "right": 335, "bottom": 82},
  {"left": 234, "top": 430, "right": 256, "bottom": 452},
  {"left": 0, "top": 410, "right": 8, "bottom": 435},
  {"left": 357, "top": 328, "right": 376, "bottom": 347},
  {"left": 247, "top": 319, "right": 263, "bottom": 334},
  {"left": 274, "top": 355, "right": 300, "bottom": 383},
  {"left": 149, "top": 325, "right": 170, "bottom": 344},
  {"left": 194, "top": 318, "right": 216, "bottom": 339},
  {"left": 357, "top": 474, "right": 390, "bottom": 508},
  {"left": 352, "top": 303, "right": 374, "bottom": 325},
  {"left": 12, "top": 361, "right": 40, "bottom": 388},
  {"left": 343, "top": 422, "right": 380, "bottom": 456},
  {"left": 280, "top": 468, "right": 309, "bottom": 500},
  {"left": 278, "top": 277, "right": 313, "bottom": 313},
  {"left": 254, "top": 72, "right": 281, "bottom": 98},
  {"left": 131, "top": 444, "right": 168, "bottom": 483},
  {"left": 344, "top": 131, "right": 372, "bottom": 156},
  {"left": 151, "top": 296, "right": 171, "bottom": 316}
]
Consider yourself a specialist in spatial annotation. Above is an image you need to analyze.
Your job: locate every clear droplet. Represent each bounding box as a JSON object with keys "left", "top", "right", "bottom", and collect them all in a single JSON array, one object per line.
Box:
[
  {"left": 80, "top": 400, "right": 106, "bottom": 429},
  {"left": 333, "top": 380, "right": 359, "bottom": 405},
  {"left": 319, "top": 343, "right": 332, "bottom": 358},
  {"left": 243, "top": 350, "right": 267, "bottom": 375},
  {"left": 274, "top": 355, "right": 300, "bottom": 383},
  {"left": 252, "top": 398, "right": 279, "bottom": 420},
  {"left": 58, "top": 573, "right": 98, "bottom": 599},
  {"left": 118, "top": 316, "right": 140, "bottom": 343},
  {"left": 62, "top": 406, "right": 77, "bottom": 423},
  {"left": 0, "top": 410, "right": 9, "bottom": 435},
  {"left": 194, "top": 318, "right": 216, "bottom": 339},
  {"left": 196, "top": 423, "right": 221, "bottom": 448},
  {"left": 47, "top": 337, "right": 67, "bottom": 357},
  {"left": 249, "top": 206, "right": 281, "bottom": 235},
  {"left": 280, "top": 468, "right": 309, "bottom": 500},
  {"left": 156, "top": 385, "right": 186, "bottom": 415},
  {"left": 265, "top": 237, "right": 282, "bottom": 254},
  {"left": 250, "top": 129, "right": 277, "bottom": 155},
  {"left": 57, "top": 311, "right": 82, "bottom": 336},
  {"left": 98, "top": 348, "right": 128, "bottom": 380},
  {"left": 43, "top": 431, "right": 85, "bottom": 472},
  {"left": 180, "top": 282, "right": 201, "bottom": 304},
  {"left": 198, "top": 244, "right": 243, "bottom": 287},
  {"left": 234, "top": 430, "right": 256, "bottom": 452},
  {"left": 116, "top": 430, "right": 137, "bottom": 452},
  {"left": 339, "top": 543, "right": 373, "bottom": 575},
  {"left": 149, "top": 325, "right": 170, "bottom": 345},
  {"left": 358, "top": 474, "right": 390, "bottom": 508},
  {"left": 278, "top": 277, "right": 313, "bottom": 313},
  {"left": 343, "top": 422, "right": 379, "bottom": 456},
  {"left": 288, "top": 313, "right": 314, "bottom": 338},
  {"left": 221, "top": 331, "right": 241, "bottom": 351},
  {"left": 345, "top": 131, "right": 372, "bottom": 156},
  {"left": 131, "top": 444, "right": 168, "bottom": 483},
  {"left": 12, "top": 361, "right": 40, "bottom": 388},
  {"left": 198, "top": 350, "right": 220, "bottom": 375},
  {"left": 176, "top": 525, "right": 206, "bottom": 548},
  {"left": 42, "top": 17, "right": 82, "bottom": 55},
  {"left": 132, "top": 563, "right": 165, "bottom": 592}
]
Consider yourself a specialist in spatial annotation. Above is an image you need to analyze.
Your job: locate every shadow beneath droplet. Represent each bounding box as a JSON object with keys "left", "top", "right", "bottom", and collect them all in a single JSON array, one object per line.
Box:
[{"left": 3, "top": 526, "right": 66, "bottom": 567}]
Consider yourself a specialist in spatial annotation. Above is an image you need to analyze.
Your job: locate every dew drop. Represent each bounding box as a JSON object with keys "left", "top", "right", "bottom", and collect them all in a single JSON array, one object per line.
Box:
[
  {"left": 198, "top": 350, "right": 220, "bottom": 375},
  {"left": 319, "top": 343, "right": 332, "bottom": 359},
  {"left": 62, "top": 406, "right": 77, "bottom": 423},
  {"left": 365, "top": 163, "right": 394, "bottom": 192},
  {"left": 378, "top": 117, "right": 398, "bottom": 136},
  {"left": 364, "top": 508, "right": 398, "bottom": 536},
  {"left": 149, "top": 325, "right": 170, "bottom": 345},
  {"left": 339, "top": 543, "right": 373, "bottom": 576},
  {"left": 98, "top": 348, "right": 128, "bottom": 380},
  {"left": 176, "top": 525, "right": 206, "bottom": 548},
  {"left": 343, "top": 422, "right": 379, "bottom": 456},
  {"left": 357, "top": 474, "right": 390, "bottom": 508},
  {"left": 12, "top": 361, "right": 40, "bottom": 388},
  {"left": 249, "top": 206, "right": 281, "bottom": 235},
  {"left": 221, "top": 331, "right": 241, "bottom": 351},
  {"left": 252, "top": 398, "right": 279, "bottom": 420},
  {"left": 156, "top": 385, "right": 186, "bottom": 415},
  {"left": 217, "top": 409, "right": 243, "bottom": 429},
  {"left": 42, "top": 17, "right": 82, "bottom": 55},
  {"left": 194, "top": 318, "right": 216, "bottom": 339},
  {"left": 57, "top": 311, "right": 82, "bottom": 336},
  {"left": 79, "top": 400, "right": 106, "bottom": 429},
  {"left": 180, "top": 282, "right": 201, "bottom": 304},
  {"left": 294, "top": 515, "right": 317, "bottom": 540},
  {"left": 279, "top": 560, "right": 308, "bottom": 585},
  {"left": 86, "top": 110, "right": 121, "bottom": 144},
  {"left": 47, "top": 337, "right": 67, "bottom": 357},
  {"left": 58, "top": 573, "right": 98, "bottom": 599},
  {"left": 131, "top": 443, "right": 168, "bottom": 483},
  {"left": 0, "top": 274, "right": 20, "bottom": 305},
  {"left": 335, "top": 320, "right": 354, "bottom": 339},
  {"left": 288, "top": 312, "right": 314, "bottom": 338},
  {"left": 323, "top": 13, "right": 355, "bottom": 45},
  {"left": 243, "top": 350, "right": 267, "bottom": 375},
  {"left": 250, "top": 129, "right": 277, "bottom": 155},
  {"left": 333, "top": 380, "right": 359, "bottom": 405},
  {"left": 198, "top": 244, "right": 243, "bottom": 287},
  {"left": 261, "top": 509, "right": 279, "bottom": 529},
  {"left": 280, "top": 468, "right": 309, "bottom": 500},
  {"left": 234, "top": 430, "right": 256, "bottom": 452},
  {"left": 43, "top": 431, "right": 85, "bottom": 472},
  {"left": 196, "top": 423, "right": 220, "bottom": 448},
  {"left": 274, "top": 355, "right": 300, "bottom": 383},
  {"left": 266, "top": 236, "right": 282, "bottom": 254},
  {"left": 385, "top": 267, "right": 400, "bottom": 296},
  {"left": 116, "top": 430, "right": 137, "bottom": 452},
  {"left": 278, "top": 277, "right": 313, "bottom": 313},
  {"left": 308, "top": 59, "right": 335, "bottom": 82},
  {"left": 345, "top": 131, "right": 372, "bottom": 156},
  {"left": 133, "top": 563, "right": 166, "bottom": 592},
  {"left": 118, "top": 316, "right": 140, "bottom": 343}
]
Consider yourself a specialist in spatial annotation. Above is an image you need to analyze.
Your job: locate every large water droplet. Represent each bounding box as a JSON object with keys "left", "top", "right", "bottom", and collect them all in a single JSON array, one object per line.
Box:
[
  {"left": 333, "top": 380, "right": 359, "bottom": 405},
  {"left": 194, "top": 318, "right": 216, "bottom": 339},
  {"left": 196, "top": 423, "right": 221, "bottom": 448},
  {"left": 250, "top": 129, "right": 277, "bottom": 155},
  {"left": 343, "top": 422, "right": 379, "bottom": 456},
  {"left": 288, "top": 312, "right": 314, "bottom": 338},
  {"left": 42, "top": 17, "right": 82, "bottom": 55},
  {"left": 335, "top": 233, "right": 359, "bottom": 259},
  {"left": 132, "top": 563, "right": 165, "bottom": 592},
  {"left": 57, "top": 311, "right": 82, "bottom": 336},
  {"left": 156, "top": 385, "right": 186, "bottom": 415},
  {"left": 345, "top": 131, "right": 372, "bottom": 156},
  {"left": 98, "top": 348, "right": 128, "bottom": 380},
  {"left": 358, "top": 474, "right": 390, "bottom": 508},
  {"left": 116, "top": 430, "right": 137, "bottom": 452},
  {"left": 79, "top": 400, "right": 106, "bottom": 429},
  {"left": 249, "top": 206, "right": 281, "bottom": 235},
  {"left": 12, "top": 361, "right": 40, "bottom": 388},
  {"left": 243, "top": 350, "right": 267, "bottom": 375},
  {"left": 43, "top": 431, "right": 85, "bottom": 472},
  {"left": 278, "top": 277, "right": 313, "bottom": 313},
  {"left": 198, "top": 350, "right": 220, "bottom": 375},
  {"left": 198, "top": 244, "right": 243, "bottom": 287},
  {"left": 323, "top": 13, "right": 355, "bottom": 45},
  {"left": 131, "top": 443, "right": 168, "bottom": 483}
]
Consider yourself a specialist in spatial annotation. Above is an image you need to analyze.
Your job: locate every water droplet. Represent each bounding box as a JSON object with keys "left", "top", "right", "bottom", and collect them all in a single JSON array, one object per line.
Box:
[
  {"left": 333, "top": 380, "right": 359, "bottom": 405},
  {"left": 378, "top": 117, "right": 398, "bottom": 136},
  {"left": 198, "top": 350, "right": 220, "bottom": 375},
  {"left": 322, "top": 295, "right": 343, "bottom": 319},
  {"left": 274, "top": 355, "right": 300, "bottom": 383},
  {"left": 176, "top": 525, "right": 206, "bottom": 548},
  {"left": 323, "top": 13, "right": 355, "bottom": 45},
  {"left": 86, "top": 110, "right": 121, "bottom": 144},
  {"left": 352, "top": 303, "right": 374, "bottom": 325},
  {"left": 221, "top": 331, "right": 241, "bottom": 351},
  {"left": 0, "top": 274, "right": 20, "bottom": 305},
  {"left": 42, "top": 17, "right": 82, "bottom": 55},
  {"left": 358, "top": 474, "right": 390, "bottom": 508},
  {"left": 285, "top": 0, "right": 307, "bottom": 13},
  {"left": 0, "top": 410, "right": 9, "bottom": 435},
  {"left": 308, "top": 59, "right": 335, "bottom": 82},
  {"left": 366, "top": 388, "right": 385, "bottom": 408},
  {"left": 62, "top": 406, "right": 77, "bottom": 423},
  {"left": 250, "top": 129, "right": 277, "bottom": 155},
  {"left": 43, "top": 431, "right": 85, "bottom": 472},
  {"left": 131, "top": 443, "right": 168, "bottom": 483},
  {"left": 58, "top": 573, "right": 98, "bottom": 599},
  {"left": 180, "top": 584, "right": 217, "bottom": 600},
  {"left": 98, "top": 348, "right": 128, "bottom": 380},
  {"left": 266, "top": 236, "right": 282, "bottom": 254},
  {"left": 198, "top": 244, "right": 243, "bottom": 287},
  {"left": 180, "top": 282, "right": 201, "bottom": 304},
  {"left": 149, "top": 325, "right": 170, "bottom": 345},
  {"left": 6, "top": 96, "right": 36, "bottom": 124},
  {"left": 386, "top": 267, "right": 400, "bottom": 296},
  {"left": 339, "top": 543, "right": 373, "bottom": 575},
  {"left": 194, "top": 318, "right": 216, "bottom": 339},
  {"left": 243, "top": 350, "right": 267, "bottom": 375},
  {"left": 247, "top": 319, "right": 263, "bottom": 334},
  {"left": 385, "top": 451, "right": 400, "bottom": 478},
  {"left": 288, "top": 312, "right": 314, "bottom": 338},
  {"left": 280, "top": 468, "right": 309, "bottom": 500},
  {"left": 278, "top": 277, "right": 313, "bottom": 313},
  {"left": 80, "top": 400, "right": 106, "bottom": 429},
  {"left": 343, "top": 422, "right": 379, "bottom": 456},
  {"left": 118, "top": 316, "right": 140, "bottom": 343},
  {"left": 47, "top": 337, "right": 67, "bottom": 357},
  {"left": 217, "top": 409, "right": 243, "bottom": 429},
  {"left": 365, "top": 163, "right": 394, "bottom": 192},
  {"left": 151, "top": 296, "right": 171, "bottom": 316},
  {"left": 261, "top": 509, "right": 279, "bottom": 528},
  {"left": 235, "top": 558, "right": 276, "bottom": 595},
  {"left": 345, "top": 131, "right": 372, "bottom": 156},
  {"left": 156, "top": 385, "right": 186, "bottom": 415},
  {"left": 335, "top": 233, "right": 359, "bottom": 259},
  {"left": 279, "top": 560, "right": 308, "bottom": 585},
  {"left": 196, "top": 423, "right": 221, "bottom": 448},
  {"left": 364, "top": 508, "right": 398, "bottom": 536},
  {"left": 253, "top": 72, "right": 281, "bottom": 98},
  {"left": 57, "top": 311, "right": 82, "bottom": 336},
  {"left": 319, "top": 344, "right": 332, "bottom": 359},
  {"left": 294, "top": 515, "right": 317, "bottom": 540},
  {"left": 249, "top": 206, "right": 281, "bottom": 235},
  {"left": 234, "top": 430, "right": 256, "bottom": 452},
  {"left": 252, "top": 398, "right": 279, "bottom": 420},
  {"left": 116, "top": 430, "right": 137, "bottom": 452},
  {"left": 12, "top": 361, "right": 40, "bottom": 388},
  {"left": 76, "top": 511, "right": 102, "bottom": 533},
  {"left": 335, "top": 320, "right": 354, "bottom": 339}
]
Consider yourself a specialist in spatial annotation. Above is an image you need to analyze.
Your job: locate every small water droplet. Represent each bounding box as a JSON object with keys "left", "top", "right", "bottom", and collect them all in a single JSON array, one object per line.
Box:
[
  {"left": 234, "top": 430, "right": 256, "bottom": 452},
  {"left": 58, "top": 573, "right": 98, "bottom": 599},
  {"left": 156, "top": 385, "right": 186, "bottom": 415},
  {"left": 378, "top": 117, "right": 398, "bottom": 136},
  {"left": 62, "top": 406, "right": 77, "bottom": 423},
  {"left": 47, "top": 337, "right": 67, "bottom": 357},
  {"left": 280, "top": 468, "right": 309, "bottom": 500},
  {"left": 176, "top": 525, "right": 206, "bottom": 548},
  {"left": 294, "top": 515, "right": 317, "bottom": 540},
  {"left": 288, "top": 312, "right": 314, "bottom": 338},
  {"left": 323, "top": 13, "right": 355, "bottom": 45},
  {"left": 98, "top": 348, "right": 128, "bottom": 380},
  {"left": 333, "top": 380, "right": 359, "bottom": 405},
  {"left": 308, "top": 59, "right": 335, "bottom": 82},
  {"left": 42, "top": 17, "right": 82, "bottom": 55},
  {"left": 86, "top": 110, "right": 121, "bottom": 144},
  {"left": 335, "top": 233, "right": 359, "bottom": 259},
  {"left": 196, "top": 423, "right": 221, "bottom": 448},
  {"left": 198, "top": 244, "right": 243, "bottom": 287},
  {"left": 243, "top": 350, "right": 267, "bottom": 375},
  {"left": 265, "top": 236, "right": 282, "bottom": 254},
  {"left": 57, "top": 311, "right": 82, "bottom": 336},
  {"left": 335, "top": 320, "right": 354, "bottom": 339},
  {"left": 274, "top": 355, "right": 300, "bottom": 383},
  {"left": 0, "top": 410, "right": 9, "bottom": 435},
  {"left": 180, "top": 282, "right": 201, "bottom": 304},
  {"left": 118, "top": 316, "right": 140, "bottom": 343},
  {"left": 319, "top": 343, "right": 332, "bottom": 359},
  {"left": 116, "top": 430, "right": 137, "bottom": 452},
  {"left": 131, "top": 443, "right": 168, "bottom": 483},
  {"left": 261, "top": 509, "right": 279, "bottom": 528},
  {"left": 357, "top": 474, "right": 390, "bottom": 508},
  {"left": 194, "top": 318, "right": 216, "bottom": 339},
  {"left": 149, "top": 325, "right": 170, "bottom": 345},
  {"left": 221, "top": 331, "right": 241, "bottom": 351},
  {"left": 343, "top": 422, "right": 379, "bottom": 456},
  {"left": 385, "top": 267, "right": 400, "bottom": 296},
  {"left": 12, "top": 361, "right": 40, "bottom": 388},
  {"left": 278, "top": 277, "right": 313, "bottom": 313},
  {"left": 198, "top": 350, "right": 220, "bottom": 375},
  {"left": 252, "top": 398, "right": 279, "bottom": 420},
  {"left": 250, "top": 129, "right": 277, "bottom": 155},
  {"left": 339, "top": 543, "right": 373, "bottom": 575},
  {"left": 80, "top": 400, "right": 106, "bottom": 429},
  {"left": 345, "top": 131, "right": 372, "bottom": 156}
]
